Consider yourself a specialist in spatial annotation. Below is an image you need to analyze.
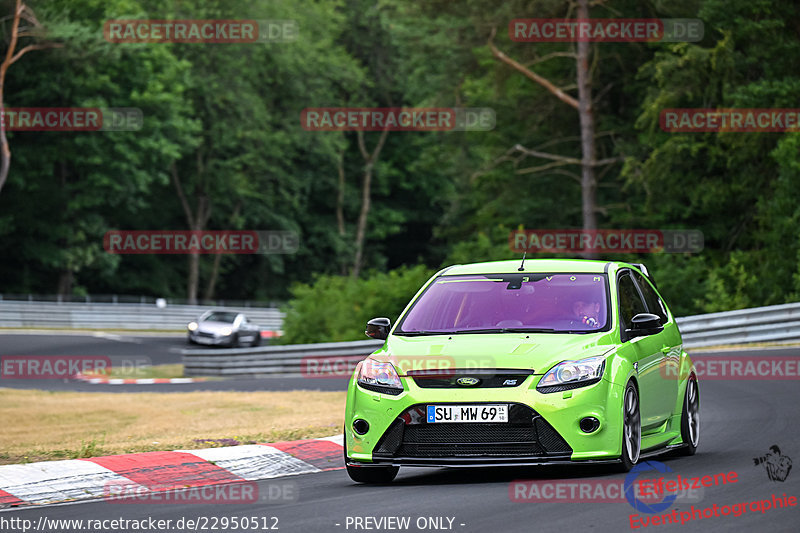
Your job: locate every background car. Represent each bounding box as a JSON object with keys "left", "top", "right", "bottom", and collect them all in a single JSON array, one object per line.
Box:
[
  {"left": 344, "top": 259, "right": 699, "bottom": 483},
  {"left": 186, "top": 310, "right": 263, "bottom": 348}
]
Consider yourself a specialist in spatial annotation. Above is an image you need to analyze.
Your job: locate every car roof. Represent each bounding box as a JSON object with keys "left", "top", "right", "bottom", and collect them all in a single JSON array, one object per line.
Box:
[{"left": 441, "top": 258, "right": 619, "bottom": 276}]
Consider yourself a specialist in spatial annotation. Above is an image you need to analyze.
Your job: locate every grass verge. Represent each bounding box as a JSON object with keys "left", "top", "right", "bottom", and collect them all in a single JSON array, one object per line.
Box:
[{"left": 0, "top": 388, "right": 345, "bottom": 465}]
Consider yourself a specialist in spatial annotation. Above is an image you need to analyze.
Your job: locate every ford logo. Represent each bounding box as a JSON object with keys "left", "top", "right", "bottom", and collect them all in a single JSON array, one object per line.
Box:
[{"left": 456, "top": 377, "right": 481, "bottom": 386}]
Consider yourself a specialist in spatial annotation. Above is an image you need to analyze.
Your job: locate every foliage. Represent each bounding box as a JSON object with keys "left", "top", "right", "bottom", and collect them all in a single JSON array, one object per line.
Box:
[
  {"left": 0, "top": 0, "right": 798, "bottom": 331},
  {"left": 279, "top": 264, "right": 434, "bottom": 343}
]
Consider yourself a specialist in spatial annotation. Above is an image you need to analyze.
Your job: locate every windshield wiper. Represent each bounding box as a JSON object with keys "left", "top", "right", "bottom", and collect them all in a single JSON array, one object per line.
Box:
[
  {"left": 452, "top": 328, "right": 557, "bottom": 334},
  {"left": 396, "top": 327, "right": 589, "bottom": 336},
  {"left": 393, "top": 330, "right": 453, "bottom": 336}
]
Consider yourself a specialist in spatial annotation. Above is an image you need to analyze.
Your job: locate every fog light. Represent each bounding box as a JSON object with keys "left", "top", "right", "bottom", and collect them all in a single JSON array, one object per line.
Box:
[
  {"left": 353, "top": 419, "right": 369, "bottom": 435},
  {"left": 579, "top": 417, "right": 600, "bottom": 433}
]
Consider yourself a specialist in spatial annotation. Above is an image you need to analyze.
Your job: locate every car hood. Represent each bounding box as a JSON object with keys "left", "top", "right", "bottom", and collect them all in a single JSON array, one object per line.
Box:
[
  {"left": 197, "top": 321, "right": 235, "bottom": 334},
  {"left": 369, "top": 332, "right": 618, "bottom": 375}
]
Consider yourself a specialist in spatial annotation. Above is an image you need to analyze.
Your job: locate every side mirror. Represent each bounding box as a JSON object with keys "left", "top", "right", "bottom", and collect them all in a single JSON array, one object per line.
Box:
[
  {"left": 625, "top": 313, "right": 663, "bottom": 340},
  {"left": 365, "top": 317, "right": 391, "bottom": 340}
]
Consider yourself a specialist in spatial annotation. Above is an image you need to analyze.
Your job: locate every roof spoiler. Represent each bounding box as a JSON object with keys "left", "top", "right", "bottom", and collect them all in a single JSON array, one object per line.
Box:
[{"left": 630, "top": 263, "right": 657, "bottom": 288}]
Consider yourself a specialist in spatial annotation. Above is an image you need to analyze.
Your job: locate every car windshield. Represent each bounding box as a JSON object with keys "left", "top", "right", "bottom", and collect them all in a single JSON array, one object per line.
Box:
[
  {"left": 397, "top": 273, "right": 608, "bottom": 334},
  {"left": 202, "top": 312, "right": 238, "bottom": 323}
]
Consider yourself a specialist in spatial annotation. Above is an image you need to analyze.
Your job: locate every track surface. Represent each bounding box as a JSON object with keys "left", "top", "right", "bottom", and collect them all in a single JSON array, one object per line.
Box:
[
  {"left": 2, "top": 334, "right": 799, "bottom": 532},
  {"left": 0, "top": 332, "right": 347, "bottom": 391}
]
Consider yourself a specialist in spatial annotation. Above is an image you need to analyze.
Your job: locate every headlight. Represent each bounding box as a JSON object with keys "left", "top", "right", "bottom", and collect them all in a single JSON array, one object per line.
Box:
[
  {"left": 188, "top": 322, "right": 198, "bottom": 331},
  {"left": 537, "top": 355, "right": 606, "bottom": 392},
  {"left": 357, "top": 358, "right": 403, "bottom": 394},
  {"left": 220, "top": 327, "right": 233, "bottom": 336}
]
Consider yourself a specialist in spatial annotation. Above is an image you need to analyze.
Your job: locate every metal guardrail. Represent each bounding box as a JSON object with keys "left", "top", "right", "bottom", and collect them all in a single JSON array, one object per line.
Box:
[
  {"left": 182, "top": 302, "right": 800, "bottom": 377},
  {"left": 676, "top": 302, "right": 800, "bottom": 348},
  {"left": 0, "top": 301, "right": 284, "bottom": 331},
  {"left": 0, "top": 293, "right": 280, "bottom": 307},
  {"left": 183, "top": 340, "right": 383, "bottom": 377}
]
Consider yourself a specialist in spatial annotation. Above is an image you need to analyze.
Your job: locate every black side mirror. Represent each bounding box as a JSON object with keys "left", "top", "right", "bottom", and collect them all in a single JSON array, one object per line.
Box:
[
  {"left": 365, "top": 317, "right": 391, "bottom": 340},
  {"left": 625, "top": 313, "right": 663, "bottom": 340}
]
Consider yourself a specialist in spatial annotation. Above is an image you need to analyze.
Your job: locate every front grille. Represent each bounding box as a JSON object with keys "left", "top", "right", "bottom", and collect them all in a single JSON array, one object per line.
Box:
[
  {"left": 403, "top": 424, "right": 536, "bottom": 443},
  {"left": 373, "top": 403, "right": 572, "bottom": 459},
  {"left": 412, "top": 371, "right": 532, "bottom": 389},
  {"left": 196, "top": 332, "right": 215, "bottom": 338},
  {"left": 399, "top": 443, "right": 540, "bottom": 457}
]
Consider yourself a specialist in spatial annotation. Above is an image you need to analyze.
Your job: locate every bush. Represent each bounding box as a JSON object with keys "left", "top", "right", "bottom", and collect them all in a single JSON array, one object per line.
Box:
[{"left": 279, "top": 264, "right": 435, "bottom": 344}]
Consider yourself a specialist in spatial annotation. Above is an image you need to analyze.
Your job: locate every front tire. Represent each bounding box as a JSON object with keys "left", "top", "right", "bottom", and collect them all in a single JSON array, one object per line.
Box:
[
  {"left": 678, "top": 375, "right": 700, "bottom": 456},
  {"left": 344, "top": 439, "right": 398, "bottom": 483},
  {"left": 250, "top": 334, "right": 261, "bottom": 347},
  {"left": 617, "top": 381, "right": 641, "bottom": 472},
  {"left": 228, "top": 333, "right": 240, "bottom": 348}
]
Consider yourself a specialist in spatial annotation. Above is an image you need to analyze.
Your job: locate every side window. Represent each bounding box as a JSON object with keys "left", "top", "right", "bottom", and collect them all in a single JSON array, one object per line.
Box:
[
  {"left": 617, "top": 273, "right": 647, "bottom": 330},
  {"left": 633, "top": 272, "right": 668, "bottom": 323}
]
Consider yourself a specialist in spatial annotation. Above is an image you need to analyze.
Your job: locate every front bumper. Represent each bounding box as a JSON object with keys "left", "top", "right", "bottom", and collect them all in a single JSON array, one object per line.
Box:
[
  {"left": 345, "top": 372, "right": 625, "bottom": 466},
  {"left": 188, "top": 330, "right": 234, "bottom": 345}
]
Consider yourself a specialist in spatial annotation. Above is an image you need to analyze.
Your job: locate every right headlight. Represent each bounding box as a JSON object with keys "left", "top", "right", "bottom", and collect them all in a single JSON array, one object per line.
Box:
[
  {"left": 537, "top": 355, "right": 606, "bottom": 393},
  {"left": 356, "top": 358, "right": 404, "bottom": 395},
  {"left": 187, "top": 322, "right": 198, "bottom": 331}
]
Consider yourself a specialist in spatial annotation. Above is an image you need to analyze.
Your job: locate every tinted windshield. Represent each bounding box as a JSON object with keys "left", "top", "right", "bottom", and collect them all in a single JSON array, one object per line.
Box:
[
  {"left": 203, "top": 312, "right": 238, "bottom": 323},
  {"left": 398, "top": 273, "right": 608, "bottom": 334}
]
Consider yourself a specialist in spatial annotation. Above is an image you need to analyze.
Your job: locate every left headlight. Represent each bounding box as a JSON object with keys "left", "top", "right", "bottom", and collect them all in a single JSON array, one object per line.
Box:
[
  {"left": 220, "top": 327, "right": 233, "bottom": 336},
  {"left": 537, "top": 355, "right": 606, "bottom": 392},
  {"left": 187, "top": 322, "right": 198, "bottom": 331},
  {"left": 356, "top": 358, "right": 403, "bottom": 395}
]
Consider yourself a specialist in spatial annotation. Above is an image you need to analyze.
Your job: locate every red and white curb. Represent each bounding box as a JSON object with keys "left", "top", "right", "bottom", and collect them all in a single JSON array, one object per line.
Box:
[
  {"left": 72, "top": 373, "right": 209, "bottom": 384},
  {"left": 0, "top": 435, "right": 343, "bottom": 507}
]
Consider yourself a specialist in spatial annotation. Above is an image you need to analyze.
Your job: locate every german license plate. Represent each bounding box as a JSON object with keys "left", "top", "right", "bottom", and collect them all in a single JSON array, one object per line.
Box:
[{"left": 426, "top": 404, "right": 508, "bottom": 423}]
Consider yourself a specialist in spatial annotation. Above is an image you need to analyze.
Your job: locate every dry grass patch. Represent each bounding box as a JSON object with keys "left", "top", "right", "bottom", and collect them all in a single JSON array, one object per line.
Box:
[{"left": 0, "top": 388, "right": 345, "bottom": 465}]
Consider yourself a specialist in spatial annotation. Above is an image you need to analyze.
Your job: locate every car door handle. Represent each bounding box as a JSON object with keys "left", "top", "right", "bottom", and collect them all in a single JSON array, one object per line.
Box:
[{"left": 660, "top": 345, "right": 671, "bottom": 354}]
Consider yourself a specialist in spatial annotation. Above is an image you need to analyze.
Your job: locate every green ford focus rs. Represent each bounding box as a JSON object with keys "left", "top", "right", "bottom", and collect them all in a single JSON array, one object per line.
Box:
[{"left": 344, "top": 259, "right": 700, "bottom": 483}]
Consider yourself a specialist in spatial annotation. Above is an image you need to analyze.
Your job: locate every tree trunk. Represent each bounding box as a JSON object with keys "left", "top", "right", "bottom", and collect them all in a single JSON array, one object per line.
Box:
[
  {"left": 351, "top": 128, "right": 389, "bottom": 278},
  {"left": 576, "top": 0, "right": 598, "bottom": 258},
  {"left": 335, "top": 146, "right": 349, "bottom": 275},
  {"left": 0, "top": 0, "right": 60, "bottom": 196},
  {"left": 352, "top": 161, "right": 373, "bottom": 278},
  {"left": 171, "top": 161, "right": 211, "bottom": 304},
  {"left": 336, "top": 146, "right": 346, "bottom": 237},
  {"left": 187, "top": 249, "right": 200, "bottom": 304},
  {"left": 488, "top": 7, "right": 604, "bottom": 244},
  {"left": 576, "top": 0, "right": 597, "bottom": 235},
  {"left": 203, "top": 202, "right": 240, "bottom": 301},
  {"left": 56, "top": 270, "right": 72, "bottom": 296}
]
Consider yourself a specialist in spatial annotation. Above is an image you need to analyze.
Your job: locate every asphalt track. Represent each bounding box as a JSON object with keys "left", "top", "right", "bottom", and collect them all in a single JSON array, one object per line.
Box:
[
  {"left": 0, "top": 332, "right": 346, "bottom": 391},
  {"left": 1, "top": 333, "right": 799, "bottom": 532}
]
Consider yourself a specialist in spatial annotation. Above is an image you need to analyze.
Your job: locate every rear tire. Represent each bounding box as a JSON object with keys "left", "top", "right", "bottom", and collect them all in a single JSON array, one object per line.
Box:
[
  {"left": 616, "top": 381, "right": 641, "bottom": 472},
  {"left": 678, "top": 375, "right": 700, "bottom": 456},
  {"left": 344, "top": 439, "right": 398, "bottom": 483},
  {"left": 250, "top": 334, "right": 261, "bottom": 347}
]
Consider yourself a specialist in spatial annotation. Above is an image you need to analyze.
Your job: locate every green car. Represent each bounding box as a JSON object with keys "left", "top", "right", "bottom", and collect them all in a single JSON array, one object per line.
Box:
[{"left": 344, "top": 259, "right": 700, "bottom": 483}]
